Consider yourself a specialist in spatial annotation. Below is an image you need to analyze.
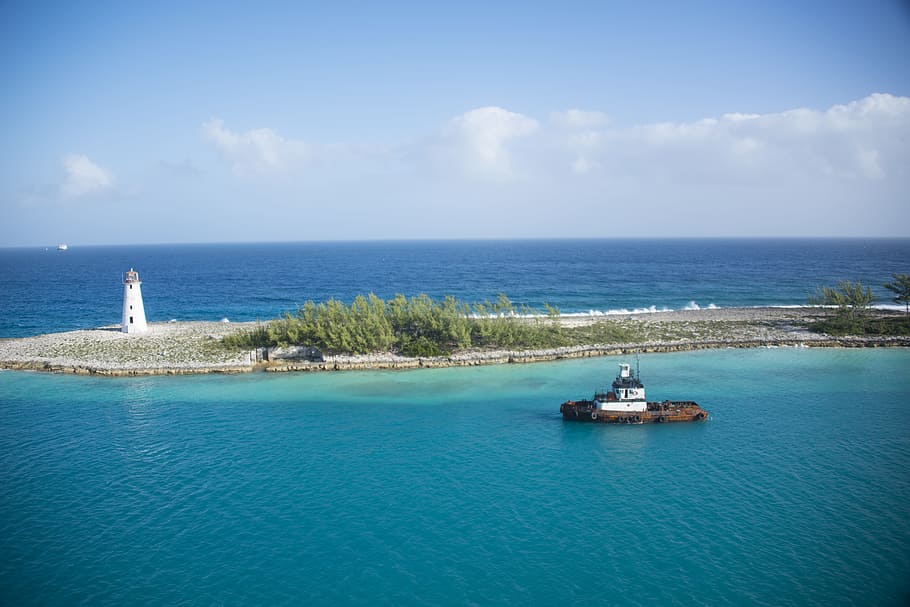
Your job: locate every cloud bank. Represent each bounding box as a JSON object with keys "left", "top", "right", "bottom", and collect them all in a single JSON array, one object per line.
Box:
[
  {"left": 60, "top": 154, "right": 114, "bottom": 199},
  {"left": 204, "top": 93, "right": 908, "bottom": 187},
  {"left": 560, "top": 93, "right": 909, "bottom": 184},
  {"left": 195, "top": 93, "right": 908, "bottom": 237},
  {"left": 202, "top": 118, "right": 309, "bottom": 175},
  {"left": 436, "top": 106, "right": 539, "bottom": 178}
]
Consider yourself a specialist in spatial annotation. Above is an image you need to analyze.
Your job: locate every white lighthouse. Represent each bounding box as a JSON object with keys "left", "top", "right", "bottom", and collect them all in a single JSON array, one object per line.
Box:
[{"left": 121, "top": 268, "right": 148, "bottom": 334}]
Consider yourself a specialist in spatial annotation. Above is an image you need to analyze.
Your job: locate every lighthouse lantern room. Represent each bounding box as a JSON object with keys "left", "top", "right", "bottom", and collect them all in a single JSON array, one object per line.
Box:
[{"left": 122, "top": 268, "right": 148, "bottom": 334}]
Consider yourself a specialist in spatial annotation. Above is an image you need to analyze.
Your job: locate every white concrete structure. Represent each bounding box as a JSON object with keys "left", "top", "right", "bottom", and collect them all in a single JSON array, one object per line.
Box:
[
  {"left": 594, "top": 362, "right": 648, "bottom": 412},
  {"left": 121, "top": 268, "right": 148, "bottom": 334}
]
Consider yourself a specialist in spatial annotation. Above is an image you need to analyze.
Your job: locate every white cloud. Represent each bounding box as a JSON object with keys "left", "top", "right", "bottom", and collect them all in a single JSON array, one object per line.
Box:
[
  {"left": 193, "top": 94, "right": 908, "bottom": 236},
  {"left": 551, "top": 109, "right": 610, "bottom": 129},
  {"left": 438, "top": 106, "right": 539, "bottom": 178},
  {"left": 202, "top": 108, "right": 540, "bottom": 184},
  {"left": 854, "top": 147, "right": 884, "bottom": 179},
  {"left": 60, "top": 154, "right": 113, "bottom": 199},
  {"left": 722, "top": 113, "right": 761, "bottom": 122},
  {"left": 200, "top": 95, "right": 908, "bottom": 189},
  {"left": 202, "top": 118, "right": 309, "bottom": 175},
  {"left": 562, "top": 93, "right": 910, "bottom": 183}
]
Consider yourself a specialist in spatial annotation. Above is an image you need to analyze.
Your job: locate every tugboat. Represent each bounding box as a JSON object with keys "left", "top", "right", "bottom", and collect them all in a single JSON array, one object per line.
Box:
[{"left": 560, "top": 361, "right": 708, "bottom": 424}]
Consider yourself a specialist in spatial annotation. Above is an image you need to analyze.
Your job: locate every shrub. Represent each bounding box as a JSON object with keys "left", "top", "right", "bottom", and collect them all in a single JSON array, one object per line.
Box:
[{"left": 222, "top": 293, "right": 570, "bottom": 356}]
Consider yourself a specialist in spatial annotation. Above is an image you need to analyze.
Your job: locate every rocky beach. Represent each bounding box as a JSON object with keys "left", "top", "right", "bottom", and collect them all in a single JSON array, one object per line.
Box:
[{"left": 1, "top": 307, "right": 907, "bottom": 377}]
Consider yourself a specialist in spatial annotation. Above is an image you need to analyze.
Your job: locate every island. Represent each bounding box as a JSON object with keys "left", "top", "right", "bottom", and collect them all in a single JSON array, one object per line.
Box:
[{"left": 2, "top": 307, "right": 907, "bottom": 377}]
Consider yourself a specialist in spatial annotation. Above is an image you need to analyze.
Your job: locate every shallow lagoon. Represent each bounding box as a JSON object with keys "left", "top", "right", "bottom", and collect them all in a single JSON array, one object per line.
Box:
[{"left": 2, "top": 347, "right": 909, "bottom": 606}]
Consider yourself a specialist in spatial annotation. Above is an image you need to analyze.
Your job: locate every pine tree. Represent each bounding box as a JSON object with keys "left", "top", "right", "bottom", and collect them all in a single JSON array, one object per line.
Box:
[{"left": 883, "top": 273, "right": 910, "bottom": 318}]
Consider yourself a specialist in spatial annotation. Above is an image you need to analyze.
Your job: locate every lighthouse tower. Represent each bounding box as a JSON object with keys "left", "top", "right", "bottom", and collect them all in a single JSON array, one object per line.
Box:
[{"left": 121, "top": 268, "right": 148, "bottom": 334}]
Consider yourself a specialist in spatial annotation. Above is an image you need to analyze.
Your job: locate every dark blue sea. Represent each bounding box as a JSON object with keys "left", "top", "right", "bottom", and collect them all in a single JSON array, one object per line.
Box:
[
  {"left": 2, "top": 239, "right": 910, "bottom": 606},
  {"left": 1, "top": 238, "right": 908, "bottom": 338}
]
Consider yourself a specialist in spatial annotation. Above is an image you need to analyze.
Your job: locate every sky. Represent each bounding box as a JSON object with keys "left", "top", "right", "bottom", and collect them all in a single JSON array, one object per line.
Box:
[{"left": 1, "top": 0, "right": 909, "bottom": 246}]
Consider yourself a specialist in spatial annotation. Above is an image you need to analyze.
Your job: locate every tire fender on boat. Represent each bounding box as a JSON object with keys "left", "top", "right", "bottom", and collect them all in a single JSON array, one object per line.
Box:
[
  {"left": 591, "top": 411, "right": 598, "bottom": 420},
  {"left": 657, "top": 415, "right": 667, "bottom": 423}
]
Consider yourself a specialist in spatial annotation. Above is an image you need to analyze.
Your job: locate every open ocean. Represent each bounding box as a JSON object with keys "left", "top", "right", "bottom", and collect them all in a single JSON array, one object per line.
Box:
[
  {"left": 1, "top": 239, "right": 910, "bottom": 605},
  {"left": 1, "top": 238, "right": 909, "bottom": 338}
]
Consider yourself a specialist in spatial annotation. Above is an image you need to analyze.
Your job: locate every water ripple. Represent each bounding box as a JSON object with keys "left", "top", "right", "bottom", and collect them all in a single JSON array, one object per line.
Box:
[{"left": 2, "top": 349, "right": 909, "bottom": 606}]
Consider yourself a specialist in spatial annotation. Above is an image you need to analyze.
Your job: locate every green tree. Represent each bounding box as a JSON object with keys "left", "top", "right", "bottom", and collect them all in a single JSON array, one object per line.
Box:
[
  {"left": 883, "top": 273, "right": 910, "bottom": 318},
  {"left": 809, "top": 279, "right": 875, "bottom": 333},
  {"left": 543, "top": 302, "right": 561, "bottom": 321},
  {"left": 223, "top": 292, "right": 584, "bottom": 355}
]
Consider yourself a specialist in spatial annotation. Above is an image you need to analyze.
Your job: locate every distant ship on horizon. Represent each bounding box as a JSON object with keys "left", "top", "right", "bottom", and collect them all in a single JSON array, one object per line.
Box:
[{"left": 56, "top": 243, "right": 68, "bottom": 251}]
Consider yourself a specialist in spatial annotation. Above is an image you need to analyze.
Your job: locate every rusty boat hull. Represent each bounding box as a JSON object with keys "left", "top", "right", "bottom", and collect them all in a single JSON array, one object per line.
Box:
[{"left": 559, "top": 400, "right": 708, "bottom": 424}]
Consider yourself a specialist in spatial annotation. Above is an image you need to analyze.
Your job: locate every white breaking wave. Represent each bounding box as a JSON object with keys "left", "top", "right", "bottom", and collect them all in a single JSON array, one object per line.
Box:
[
  {"left": 771, "top": 303, "right": 905, "bottom": 311},
  {"left": 469, "top": 301, "right": 905, "bottom": 319},
  {"left": 558, "top": 302, "right": 720, "bottom": 317},
  {"left": 470, "top": 304, "right": 708, "bottom": 319},
  {"left": 562, "top": 306, "right": 671, "bottom": 317},
  {"left": 875, "top": 303, "right": 907, "bottom": 312},
  {"left": 683, "top": 301, "right": 719, "bottom": 311}
]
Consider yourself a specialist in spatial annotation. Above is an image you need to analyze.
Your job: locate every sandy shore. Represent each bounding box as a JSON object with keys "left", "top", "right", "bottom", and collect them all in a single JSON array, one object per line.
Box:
[{"left": 1, "top": 308, "right": 907, "bottom": 376}]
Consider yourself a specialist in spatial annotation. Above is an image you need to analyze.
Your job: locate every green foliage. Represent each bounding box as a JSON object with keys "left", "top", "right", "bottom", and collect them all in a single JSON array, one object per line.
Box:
[
  {"left": 543, "top": 303, "right": 561, "bottom": 320},
  {"left": 222, "top": 293, "right": 578, "bottom": 355},
  {"left": 564, "top": 321, "right": 639, "bottom": 346},
  {"left": 883, "top": 273, "right": 910, "bottom": 317},
  {"left": 808, "top": 279, "right": 876, "bottom": 335},
  {"left": 809, "top": 280, "right": 874, "bottom": 317},
  {"left": 222, "top": 323, "right": 271, "bottom": 348},
  {"left": 220, "top": 281, "right": 910, "bottom": 353},
  {"left": 863, "top": 316, "right": 910, "bottom": 336},
  {"left": 810, "top": 314, "right": 910, "bottom": 337},
  {"left": 808, "top": 315, "right": 866, "bottom": 336}
]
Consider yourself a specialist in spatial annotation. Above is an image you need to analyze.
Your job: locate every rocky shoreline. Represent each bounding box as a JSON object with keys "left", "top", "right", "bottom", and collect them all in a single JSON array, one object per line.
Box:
[{"left": 1, "top": 308, "right": 907, "bottom": 377}]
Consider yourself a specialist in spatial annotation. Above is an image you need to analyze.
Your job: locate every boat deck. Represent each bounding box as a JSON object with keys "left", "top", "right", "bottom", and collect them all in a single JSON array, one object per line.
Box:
[{"left": 560, "top": 399, "right": 708, "bottom": 424}]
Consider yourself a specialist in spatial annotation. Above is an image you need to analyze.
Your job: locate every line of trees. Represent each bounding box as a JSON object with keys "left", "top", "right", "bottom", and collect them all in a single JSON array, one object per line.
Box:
[
  {"left": 223, "top": 293, "right": 568, "bottom": 356},
  {"left": 223, "top": 273, "right": 910, "bottom": 355}
]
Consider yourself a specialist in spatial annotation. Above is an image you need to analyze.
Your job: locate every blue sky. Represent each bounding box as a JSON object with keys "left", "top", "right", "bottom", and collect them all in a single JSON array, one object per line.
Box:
[{"left": 2, "top": 0, "right": 909, "bottom": 246}]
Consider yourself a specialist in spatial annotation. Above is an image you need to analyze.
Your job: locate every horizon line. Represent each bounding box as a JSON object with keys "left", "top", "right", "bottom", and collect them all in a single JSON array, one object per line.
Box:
[{"left": 4, "top": 235, "right": 910, "bottom": 250}]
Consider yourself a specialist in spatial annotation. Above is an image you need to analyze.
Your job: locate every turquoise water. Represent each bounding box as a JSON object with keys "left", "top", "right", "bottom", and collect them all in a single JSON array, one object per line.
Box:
[{"left": 2, "top": 348, "right": 909, "bottom": 605}]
